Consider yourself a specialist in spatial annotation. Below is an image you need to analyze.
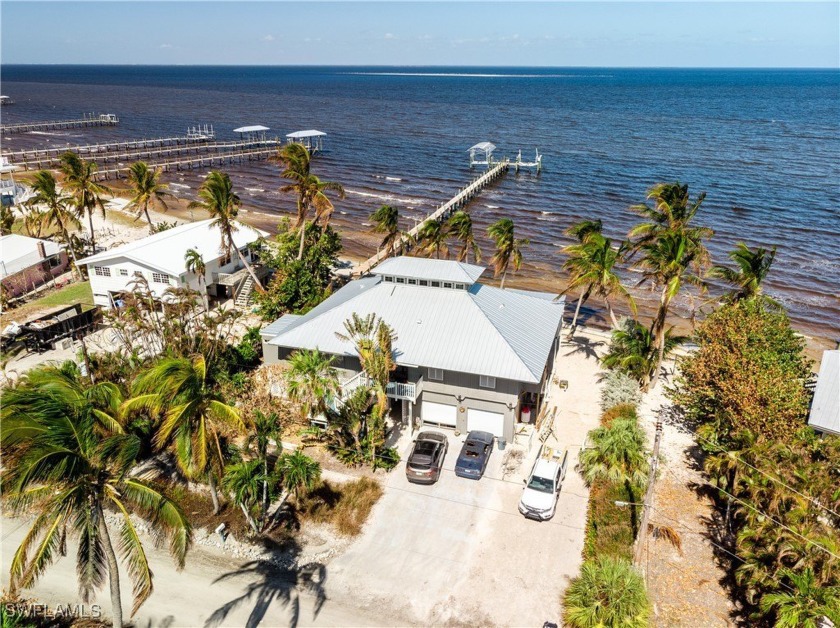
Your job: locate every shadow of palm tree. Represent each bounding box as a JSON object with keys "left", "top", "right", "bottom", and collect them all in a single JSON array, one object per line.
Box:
[
  {"left": 563, "top": 336, "right": 605, "bottom": 360},
  {"left": 204, "top": 557, "right": 327, "bottom": 628}
]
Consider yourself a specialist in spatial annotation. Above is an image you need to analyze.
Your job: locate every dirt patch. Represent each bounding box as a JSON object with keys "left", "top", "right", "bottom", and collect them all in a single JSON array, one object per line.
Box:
[{"left": 295, "top": 477, "right": 384, "bottom": 537}]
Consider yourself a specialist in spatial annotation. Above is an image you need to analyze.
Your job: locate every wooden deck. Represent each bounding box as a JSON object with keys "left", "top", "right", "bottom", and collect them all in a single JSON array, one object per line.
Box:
[
  {"left": 353, "top": 159, "right": 509, "bottom": 276},
  {"left": 1, "top": 114, "right": 119, "bottom": 135}
]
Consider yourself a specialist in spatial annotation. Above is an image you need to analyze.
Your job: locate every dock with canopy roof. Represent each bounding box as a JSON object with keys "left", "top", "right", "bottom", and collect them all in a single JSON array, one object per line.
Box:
[{"left": 286, "top": 129, "right": 327, "bottom": 153}]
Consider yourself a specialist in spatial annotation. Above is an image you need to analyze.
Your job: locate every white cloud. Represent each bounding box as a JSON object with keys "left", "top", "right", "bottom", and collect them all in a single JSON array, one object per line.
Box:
[
  {"left": 262, "top": 35, "right": 274, "bottom": 42},
  {"left": 159, "top": 44, "right": 173, "bottom": 49},
  {"left": 383, "top": 33, "right": 397, "bottom": 40}
]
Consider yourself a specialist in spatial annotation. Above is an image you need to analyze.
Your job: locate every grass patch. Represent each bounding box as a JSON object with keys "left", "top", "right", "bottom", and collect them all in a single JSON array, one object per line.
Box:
[
  {"left": 583, "top": 480, "right": 636, "bottom": 562},
  {"left": 296, "top": 477, "right": 383, "bottom": 536},
  {"left": 2, "top": 281, "right": 94, "bottom": 326}
]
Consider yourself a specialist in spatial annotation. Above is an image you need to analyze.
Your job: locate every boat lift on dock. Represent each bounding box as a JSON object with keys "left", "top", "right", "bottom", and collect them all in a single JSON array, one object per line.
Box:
[
  {"left": 469, "top": 141, "right": 542, "bottom": 173},
  {"left": 286, "top": 129, "right": 327, "bottom": 153}
]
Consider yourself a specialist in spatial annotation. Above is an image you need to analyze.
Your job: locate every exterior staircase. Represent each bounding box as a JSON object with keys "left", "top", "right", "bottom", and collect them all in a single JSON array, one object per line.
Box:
[{"left": 234, "top": 276, "right": 256, "bottom": 308}]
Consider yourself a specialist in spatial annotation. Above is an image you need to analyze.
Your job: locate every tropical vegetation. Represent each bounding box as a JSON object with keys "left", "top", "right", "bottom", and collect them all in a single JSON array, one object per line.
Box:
[
  {"left": 126, "top": 161, "right": 170, "bottom": 233},
  {"left": 563, "top": 556, "right": 650, "bottom": 628},
  {"left": 59, "top": 151, "right": 112, "bottom": 254},
  {"left": 487, "top": 217, "right": 528, "bottom": 289}
]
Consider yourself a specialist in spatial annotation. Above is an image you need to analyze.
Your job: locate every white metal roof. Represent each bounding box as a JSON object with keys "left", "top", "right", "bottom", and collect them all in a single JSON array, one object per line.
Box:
[
  {"left": 265, "top": 267, "right": 565, "bottom": 383},
  {"left": 808, "top": 350, "right": 840, "bottom": 436},
  {"left": 286, "top": 130, "right": 327, "bottom": 138},
  {"left": 77, "top": 219, "right": 268, "bottom": 277},
  {"left": 233, "top": 125, "right": 270, "bottom": 133},
  {"left": 0, "top": 234, "right": 63, "bottom": 278},
  {"left": 372, "top": 256, "right": 485, "bottom": 285},
  {"left": 468, "top": 142, "right": 496, "bottom": 152}
]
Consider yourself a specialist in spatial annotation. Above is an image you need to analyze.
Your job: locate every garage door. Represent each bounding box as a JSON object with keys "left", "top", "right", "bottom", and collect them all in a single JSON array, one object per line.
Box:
[
  {"left": 467, "top": 408, "right": 505, "bottom": 438},
  {"left": 422, "top": 401, "right": 457, "bottom": 427}
]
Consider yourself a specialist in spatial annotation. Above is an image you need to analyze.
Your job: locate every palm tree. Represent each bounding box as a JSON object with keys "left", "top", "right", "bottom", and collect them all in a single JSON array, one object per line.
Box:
[
  {"left": 59, "top": 152, "right": 111, "bottom": 255},
  {"left": 189, "top": 171, "right": 263, "bottom": 290},
  {"left": 284, "top": 349, "right": 340, "bottom": 422},
  {"left": 561, "top": 235, "right": 635, "bottom": 332},
  {"left": 273, "top": 142, "right": 345, "bottom": 260},
  {"left": 487, "top": 218, "right": 529, "bottom": 289},
  {"left": 21, "top": 205, "right": 49, "bottom": 238},
  {"left": 245, "top": 410, "right": 283, "bottom": 529},
  {"left": 578, "top": 417, "right": 649, "bottom": 535},
  {"left": 222, "top": 459, "right": 263, "bottom": 534},
  {"left": 1, "top": 364, "right": 191, "bottom": 628},
  {"left": 279, "top": 450, "right": 321, "bottom": 501},
  {"left": 123, "top": 354, "right": 245, "bottom": 514},
  {"left": 126, "top": 161, "right": 171, "bottom": 233},
  {"left": 0, "top": 205, "right": 14, "bottom": 235},
  {"left": 635, "top": 230, "right": 708, "bottom": 389},
  {"left": 709, "top": 242, "right": 776, "bottom": 302},
  {"left": 416, "top": 219, "right": 449, "bottom": 259},
  {"left": 370, "top": 204, "right": 403, "bottom": 258},
  {"left": 563, "top": 557, "right": 650, "bottom": 628},
  {"left": 26, "top": 170, "right": 82, "bottom": 278},
  {"left": 448, "top": 211, "right": 482, "bottom": 264},
  {"left": 602, "top": 318, "right": 687, "bottom": 384},
  {"left": 566, "top": 218, "right": 603, "bottom": 243},
  {"left": 759, "top": 568, "right": 840, "bottom": 628},
  {"left": 629, "top": 182, "right": 712, "bottom": 246},
  {"left": 184, "top": 248, "right": 209, "bottom": 311}
]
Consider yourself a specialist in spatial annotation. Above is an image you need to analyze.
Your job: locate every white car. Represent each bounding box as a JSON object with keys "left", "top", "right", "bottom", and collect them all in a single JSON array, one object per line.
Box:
[{"left": 518, "top": 450, "right": 569, "bottom": 521}]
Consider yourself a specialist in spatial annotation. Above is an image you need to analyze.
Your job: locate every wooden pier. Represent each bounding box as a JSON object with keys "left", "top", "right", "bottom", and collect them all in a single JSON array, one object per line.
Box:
[
  {"left": 0, "top": 113, "right": 119, "bottom": 135},
  {"left": 92, "top": 145, "right": 283, "bottom": 181},
  {"left": 8, "top": 138, "right": 281, "bottom": 171},
  {"left": 353, "top": 159, "right": 509, "bottom": 276}
]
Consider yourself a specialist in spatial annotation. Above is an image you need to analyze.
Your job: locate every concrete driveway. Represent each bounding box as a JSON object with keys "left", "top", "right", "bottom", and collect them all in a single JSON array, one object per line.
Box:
[{"left": 326, "top": 430, "right": 591, "bottom": 626}]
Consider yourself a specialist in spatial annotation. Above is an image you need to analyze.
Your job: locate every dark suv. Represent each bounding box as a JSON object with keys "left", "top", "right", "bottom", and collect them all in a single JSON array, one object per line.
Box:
[
  {"left": 405, "top": 432, "right": 449, "bottom": 484},
  {"left": 454, "top": 431, "right": 494, "bottom": 480}
]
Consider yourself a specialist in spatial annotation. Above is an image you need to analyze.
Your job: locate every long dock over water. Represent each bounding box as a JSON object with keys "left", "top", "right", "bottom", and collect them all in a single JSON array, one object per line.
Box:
[
  {"left": 9, "top": 139, "right": 281, "bottom": 171},
  {"left": 0, "top": 113, "right": 119, "bottom": 135},
  {"left": 353, "top": 159, "right": 509, "bottom": 276},
  {"left": 92, "top": 145, "right": 282, "bottom": 181}
]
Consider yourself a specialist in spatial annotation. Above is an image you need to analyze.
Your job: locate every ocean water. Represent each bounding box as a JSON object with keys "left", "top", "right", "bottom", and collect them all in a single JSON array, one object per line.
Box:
[{"left": 2, "top": 66, "right": 839, "bottom": 340}]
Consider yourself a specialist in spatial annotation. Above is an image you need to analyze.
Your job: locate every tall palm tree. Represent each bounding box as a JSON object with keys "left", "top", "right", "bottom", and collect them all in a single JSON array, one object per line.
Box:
[
  {"left": 635, "top": 230, "right": 708, "bottom": 389},
  {"left": 273, "top": 143, "right": 345, "bottom": 260},
  {"left": 126, "top": 161, "right": 171, "bottom": 233},
  {"left": 628, "top": 182, "right": 712, "bottom": 246},
  {"left": 561, "top": 235, "right": 635, "bottom": 332},
  {"left": 370, "top": 204, "right": 402, "bottom": 258},
  {"left": 59, "top": 152, "right": 111, "bottom": 255},
  {"left": 245, "top": 410, "right": 283, "bottom": 529},
  {"left": 189, "top": 171, "right": 263, "bottom": 290},
  {"left": 1, "top": 364, "right": 191, "bottom": 628},
  {"left": 123, "top": 354, "right": 245, "bottom": 514},
  {"left": 601, "top": 318, "right": 687, "bottom": 384},
  {"left": 416, "top": 219, "right": 449, "bottom": 259},
  {"left": 487, "top": 218, "right": 529, "bottom": 289},
  {"left": 563, "top": 557, "right": 650, "bottom": 628},
  {"left": 26, "top": 170, "right": 82, "bottom": 278},
  {"left": 222, "top": 459, "right": 263, "bottom": 534},
  {"left": 709, "top": 242, "right": 777, "bottom": 302},
  {"left": 578, "top": 417, "right": 649, "bottom": 535},
  {"left": 21, "top": 206, "right": 49, "bottom": 238},
  {"left": 758, "top": 568, "right": 840, "bottom": 628},
  {"left": 566, "top": 218, "right": 603, "bottom": 243},
  {"left": 284, "top": 349, "right": 340, "bottom": 422},
  {"left": 184, "top": 248, "right": 209, "bottom": 311},
  {"left": 278, "top": 450, "right": 321, "bottom": 501},
  {"left": 448, "top": 210, "right": 482, "bottom": 264}
]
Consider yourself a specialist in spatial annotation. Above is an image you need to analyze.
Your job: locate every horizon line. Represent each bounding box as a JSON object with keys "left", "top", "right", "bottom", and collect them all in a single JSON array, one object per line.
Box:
[{"left": 2, "top": 63, "right": 838, "bottom": 70}]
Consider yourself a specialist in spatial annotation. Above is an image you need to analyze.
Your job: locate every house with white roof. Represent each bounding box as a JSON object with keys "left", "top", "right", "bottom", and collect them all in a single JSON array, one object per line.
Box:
[
  {"left": 1, "top": 234, "right": 69, "bottom": 298},
  {"left": 808, "top": 349, "right": 839, "bottom": 437},
  {"left": 261, "top": 257, "right": 566, "bottom": 442},
  {"left": 77, "top": 219, "right": 268, "bottom": 309}
]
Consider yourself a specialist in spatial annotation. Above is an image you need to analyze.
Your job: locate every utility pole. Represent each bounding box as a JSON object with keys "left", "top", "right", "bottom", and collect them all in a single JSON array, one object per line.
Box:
[{"left": 634, "top": 420, "right": 663, "bottom": 572}]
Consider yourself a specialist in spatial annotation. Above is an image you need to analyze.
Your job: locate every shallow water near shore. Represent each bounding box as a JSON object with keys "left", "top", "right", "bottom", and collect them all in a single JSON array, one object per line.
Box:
[{"left": 2, "top": 66, "right": 839, "bottom": 343}]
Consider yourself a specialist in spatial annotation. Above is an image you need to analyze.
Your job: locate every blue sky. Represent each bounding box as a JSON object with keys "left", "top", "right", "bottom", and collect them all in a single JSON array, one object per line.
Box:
[{"left": 2, "top": 1, "right": 838, "bottom": 67}]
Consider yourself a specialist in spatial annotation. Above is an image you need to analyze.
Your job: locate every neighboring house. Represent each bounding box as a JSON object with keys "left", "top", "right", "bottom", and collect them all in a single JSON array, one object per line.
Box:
[
  {"left": 0, "top": 233, "right": 69, "bottom": 298},
  {"left": 76, "top": 219, "right": 268, "bottom": 309},
  {"left": 262, "top": 257, "right": 566, "bottom": 442},
  {"left": 808, "top": 349, "right": 839, "bottom": 437}
]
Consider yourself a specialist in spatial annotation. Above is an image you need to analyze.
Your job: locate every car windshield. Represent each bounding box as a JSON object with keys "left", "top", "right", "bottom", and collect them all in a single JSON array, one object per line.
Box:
[
  {"left": 527, "top": 476, "right": 554, "bottom": 493},
  {"left": 410, "top": 442, "right": 438, "bottom": 469}
]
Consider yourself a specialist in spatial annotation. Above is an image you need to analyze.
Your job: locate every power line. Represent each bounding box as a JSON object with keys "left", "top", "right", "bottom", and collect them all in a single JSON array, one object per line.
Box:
[{"left": 694, "top": 432, "right": 840, "bottom": 520}]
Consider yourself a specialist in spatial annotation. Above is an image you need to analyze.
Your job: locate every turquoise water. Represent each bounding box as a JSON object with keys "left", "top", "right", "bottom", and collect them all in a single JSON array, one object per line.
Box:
[{"left": 2, "top": 66, "right": 838, "bottom": 338}]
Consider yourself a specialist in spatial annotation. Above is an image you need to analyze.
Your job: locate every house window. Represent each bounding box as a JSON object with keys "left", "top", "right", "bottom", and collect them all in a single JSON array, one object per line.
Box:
[
  {"left": 418, "top": 279, "right": 429, "bottom": 286},
  {"left": 431, "top": 281, "right": 441, "bottom": 288},
  {"left": 443, "top": 282, "right": 453, "bottom": 289},
  {"left": 395, "top": 277, "right": 405, "bottom": 284},
  {"left": 428, "top": 368, "right": 444, "bottom": 381},
  {"left": 93, "top": 266, "right": 111, "bottom": 277},
  {"left": 384, "top": 276, "right": 394, "bottom": 283},
  {"left": 455, "top": 283, "right": 465, "bottom": 290},
  {"left": 118, "top": 268, "right": 129, "bottom": 277},
  {"left": 407, "top": 278, "right": 417, "bottom": 285},
  {"left": 479, "top": 375, "right": 496, "bottom": 389},
  {"left": 152, "top": 272, "right": 170, "bottom": 285},
  {"left": 48, "top": 256, "right": 61, "bottom": 268}
]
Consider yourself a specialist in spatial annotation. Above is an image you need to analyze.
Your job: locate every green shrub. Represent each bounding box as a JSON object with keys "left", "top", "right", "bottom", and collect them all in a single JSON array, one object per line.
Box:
[
  {"left": 563, "top": 556, "right": 650, "bottom": 628},
  {"left": 601, "top": 403, "right": 638, "bottom": 427},
  {"left": 599, "top": 369, "right": 641, "bottom": 412},
  {"left": 583, "top": 480, "right": 635, "bottom": 561}
]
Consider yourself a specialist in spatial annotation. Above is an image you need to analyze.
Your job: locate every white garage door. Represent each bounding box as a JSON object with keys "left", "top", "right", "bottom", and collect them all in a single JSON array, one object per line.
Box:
[
  {"left": 422, "top": 401, "right": 457, "bottom": 427},
  {"left": 467, "top": 408, "right": 505, "bottom": 438}
]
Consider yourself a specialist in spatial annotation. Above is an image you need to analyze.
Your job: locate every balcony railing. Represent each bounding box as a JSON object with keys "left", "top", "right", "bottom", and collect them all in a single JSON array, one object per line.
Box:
[
  {"left": 386, "top": 376, "right": 422, "bottom": 402},
  {"left": 327, "top": 371, "right": 421, "bottom": 413}
]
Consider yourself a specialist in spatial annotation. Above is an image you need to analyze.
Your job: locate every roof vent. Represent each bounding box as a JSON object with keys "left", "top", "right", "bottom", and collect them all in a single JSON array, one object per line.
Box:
[{"left": 416, "top": 319, "right": 422, "bottom": 325}]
